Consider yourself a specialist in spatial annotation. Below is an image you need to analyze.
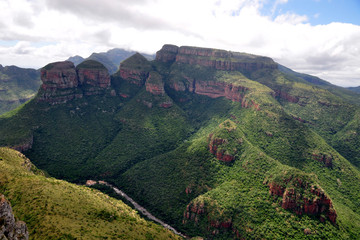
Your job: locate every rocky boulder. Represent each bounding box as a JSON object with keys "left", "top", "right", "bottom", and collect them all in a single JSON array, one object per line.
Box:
[{"left": 0, "top": 194, "right": 29, "bottom": 240}]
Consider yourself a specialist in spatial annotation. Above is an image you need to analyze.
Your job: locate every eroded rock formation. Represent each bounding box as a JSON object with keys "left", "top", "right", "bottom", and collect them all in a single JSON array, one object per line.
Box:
[
  {"left": 38, "top": 60, "right": 112, "bottom": 104},
  {"left": 145, "top": 71, "right": 165, "bottom": 95},
  {"left": 0, "top": 195, "right": 29, "bottom": 240},
  {"left": 267, "top": 176, "right": 337, "bottom": 224},
  {"left": 156, "top": 44, "right": 278, "bottom": 72}
]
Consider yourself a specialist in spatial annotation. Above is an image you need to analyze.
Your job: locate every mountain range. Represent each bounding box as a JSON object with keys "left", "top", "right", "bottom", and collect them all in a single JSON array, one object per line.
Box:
[
  {"left": 67, "top": 48, "right": 155, "bottom": 74},
  {"left": 0, "top": 44, "right": 359, "bottom": 239}
]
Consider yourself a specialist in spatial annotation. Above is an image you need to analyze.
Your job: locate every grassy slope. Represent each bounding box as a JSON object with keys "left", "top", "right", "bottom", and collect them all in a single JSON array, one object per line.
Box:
[
  {"left": 0, "top": 66, "right": 40, "bottom": 115},
  {"left": 0, "top": 147, "right": 180, "bottom": 240},
  {"left": 119, "top": 78, "right": 360, "bottom": 239},
  {"left": 251, "top": 68, "right": 360, "bottom": 168}
]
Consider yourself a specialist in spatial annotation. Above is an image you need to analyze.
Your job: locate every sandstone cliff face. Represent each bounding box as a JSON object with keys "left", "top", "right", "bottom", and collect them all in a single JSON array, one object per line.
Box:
[
  {"left": 155, "top": 44, "right": 178, "bottom": 63},
  {"left": 145, "top": 71, "right": 165, "bottom": 95},
  {"left": 119, "top": 53, "right": 151, "bottom": 86},
  {"left": 267, "top": 176, "right": 337, "bottom": 224},
  {"left": 156, "top": 44, "right": 277, "bottom": 73},
  {"left": 77, "top": 60, "right": 111, "bottom": 95},
  {"left": 0, "top": 195, "right": 29, "bottom": 240},
  {"left": 38, "top": 60, "right": 112, "bottom": 104}
]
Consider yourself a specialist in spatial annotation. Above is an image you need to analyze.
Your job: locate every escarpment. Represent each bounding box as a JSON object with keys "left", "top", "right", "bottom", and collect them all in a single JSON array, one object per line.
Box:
[
  {"left": 156, "top": 44, "right": 278, "bottom": 72},
  {"left": 0, "top": 194, "right": 29, "bottom": 240},
  {"left": 38, "top": 60, "right": 112, "bottom": 103}
]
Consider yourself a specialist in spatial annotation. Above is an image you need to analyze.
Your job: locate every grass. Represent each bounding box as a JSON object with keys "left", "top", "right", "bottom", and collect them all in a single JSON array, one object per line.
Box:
[{"left": 0, "top": 147, "right": 181, "bottom": 240}]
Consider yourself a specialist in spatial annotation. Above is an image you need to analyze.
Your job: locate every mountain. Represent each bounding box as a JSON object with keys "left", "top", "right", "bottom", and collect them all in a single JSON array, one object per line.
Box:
[
  {"left": 0, "top": 147, "right": 181, "bottom": 240},
  {"left": 347, "top": 86, "right": 360, "bottom": 93},
  {"left": 0, "top": 44, "right": 360, "bottom": 239},
  {"left": 0, "top": 65, "right": 40, "bottom": 115},
  {"left": 67, "top": 48, "right": 155, "bottom": 74}
]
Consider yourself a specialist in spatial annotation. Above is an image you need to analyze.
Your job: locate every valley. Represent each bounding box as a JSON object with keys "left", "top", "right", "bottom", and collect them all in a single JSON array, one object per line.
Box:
[{"left": 0, "top": 44, "right": 360, "bottom": 239}]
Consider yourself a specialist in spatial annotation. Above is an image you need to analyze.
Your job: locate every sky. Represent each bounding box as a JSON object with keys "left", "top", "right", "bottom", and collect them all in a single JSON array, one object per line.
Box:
[{"left": 0, "top": 0, "right": 359, "bottom": 87}]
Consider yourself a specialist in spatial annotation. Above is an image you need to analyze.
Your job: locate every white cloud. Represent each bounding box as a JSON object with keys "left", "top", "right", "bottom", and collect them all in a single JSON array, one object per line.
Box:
[{"left": 0, "top": 0, "right": 359, "bottom": 86}]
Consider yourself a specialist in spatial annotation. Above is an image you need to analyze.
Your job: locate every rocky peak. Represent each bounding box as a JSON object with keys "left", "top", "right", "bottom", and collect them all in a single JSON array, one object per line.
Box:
[
  {"left": 0, "top": 194, "right": 29, "bottom": 240},
  {"left": 155, "top": 44, "right": 178, "bottom": 63},
  {"left": 41, "top": 61, "right": 78, "bottom": 90},
  {"left": 38, "top": 60, "right": 113, "bottom": 104},
  {"left": 119, "top": 53, "right": 152, "bottom": 86},
  {"left": 156, "top": 44, "right": 278, "bottom": 73},
  {"left": 76, "top": 60, "right": 111, "bottom": 95}
]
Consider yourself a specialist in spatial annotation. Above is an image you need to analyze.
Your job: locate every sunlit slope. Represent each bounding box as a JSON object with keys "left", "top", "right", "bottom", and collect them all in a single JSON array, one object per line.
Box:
[{"left": 0, "top": 147, "right": 181, "bottom": 240}]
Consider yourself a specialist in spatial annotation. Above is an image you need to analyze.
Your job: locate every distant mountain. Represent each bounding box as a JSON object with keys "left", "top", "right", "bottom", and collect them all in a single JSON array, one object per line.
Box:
[
  {"left": 0, "top": 64, "right": 40, "bottom": 115},
  {"left": 67, "top": 55, "right": 85, "bottom": 66},
  {"left": 67, "top": 48, "right": 155, "bottom": 74},
  {"left": 347, "top": 86, "right": 360, "bottom": 93},
  {"left": 1, "top": 44, "right": 360, "bottom": 239}
]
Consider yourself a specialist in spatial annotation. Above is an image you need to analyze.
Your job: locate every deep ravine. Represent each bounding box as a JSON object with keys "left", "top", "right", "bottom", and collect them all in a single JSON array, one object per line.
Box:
[{"left": 87, "top": 180, "right": 187, "bottom": 239}]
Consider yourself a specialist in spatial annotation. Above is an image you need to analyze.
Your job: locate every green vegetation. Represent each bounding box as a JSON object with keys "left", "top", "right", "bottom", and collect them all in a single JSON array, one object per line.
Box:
[
  {"left": 0, "top": 50, "right": 360, "bottom": 239},
  {"left": 0, "top": 65, "right": 40, "bottom": 115},
  {"left": 77, "top": 60, "right": 108, "bottom": 70},
  {"left": 0, "top": 147, "right": 181, "bottom": 240}
]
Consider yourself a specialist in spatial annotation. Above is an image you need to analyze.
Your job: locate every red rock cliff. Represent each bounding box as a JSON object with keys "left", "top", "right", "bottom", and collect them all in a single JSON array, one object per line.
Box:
[
  {"left": 156, "top": 44, "right": 278, "bottom": 72},
  {"left": 76, "top": 60, "right": 111, "bottom": 95},
  {"left": 38, "top": 60, "right": 113, "bottom": 103},
  {"left": 119, "top": 53, "right": 152, "bottom": 86},
  {"left": 145, "top": 71, "right": 165, "bottom": 95},
  {"left": 267, "top": 176, "right": 337, "bottom": 224}
]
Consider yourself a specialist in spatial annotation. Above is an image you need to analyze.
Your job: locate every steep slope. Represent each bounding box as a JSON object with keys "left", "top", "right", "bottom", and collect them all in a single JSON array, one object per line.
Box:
[
  {"left": 0, "top": 65, "right": 40, "bottom": 115},
  {"left": 0, "top": 44, "right": 359, "bottom": 239},
  {"left": 0, "top": 147, "right": 181, "bottom": 240}
]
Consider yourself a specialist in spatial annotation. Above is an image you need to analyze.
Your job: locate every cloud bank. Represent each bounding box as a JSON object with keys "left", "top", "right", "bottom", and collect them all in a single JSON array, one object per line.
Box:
[{"left": 0, "top": 0, "right": 359, "bottom": 87}]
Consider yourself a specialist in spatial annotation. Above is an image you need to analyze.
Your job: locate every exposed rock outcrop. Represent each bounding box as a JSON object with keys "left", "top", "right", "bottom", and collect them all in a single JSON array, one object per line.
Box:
[
  {"left": 76, "top": 60, "right": 111, "bottom": 95},
  {"left": 38, "top": 60, "right": 112, "bottom": 104},
  {"left": 312, "top": 151, "right": 333, "bottom": 168},
  {"left": 0, "top": 195, "right": 29, "bottom": 240},
  {"left": 11, "top": 135, "right": 33, "bottom": 153},
  {"left": 119, "top": 53, "right": 152, "bottom": 86},
  {"left": 194, "top": 81, "right": 248, "bottom": 102},
  {"left": 145, "top": 71, "right": 165, "bottom": 95},
  {"left": 267, "top": 175, "right": 337, "bottom": 224},
  {"left": 208, "top": 135, "right": 235, "bottom": 162},
  {"left": 207, "top": 120, "right": 242, "bottom": 163},
  {"left": 183, "top": 199, "right": 240, "bottom": 238},
  {"left": 273, "top": 89, "right": 299, "bottom": 103},
  {"left": 156, "top": 44, "right": 278, "bottom": 72}
]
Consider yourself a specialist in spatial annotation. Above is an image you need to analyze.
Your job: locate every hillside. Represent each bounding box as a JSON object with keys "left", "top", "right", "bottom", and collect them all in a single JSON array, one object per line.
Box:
[
  {"left": 0, "top": 147, "right": 181, "bottom": 240},
  {"left": 0, "top": 44, "right": 360, "bottom": 239},
  {"left": 347, "top": 86, "right": 360, "bottom": 94},
  {"left": 0, "top": 65, "right": 40, "bottom": 115}
]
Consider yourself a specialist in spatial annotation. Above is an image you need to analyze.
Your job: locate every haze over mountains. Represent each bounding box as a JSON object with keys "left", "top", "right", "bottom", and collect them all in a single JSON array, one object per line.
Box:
[
  {"left": 66, "top": 48, "right": 155, "bottom": 74},
  {"left": 0, "top": 44, "right": 359, "bottom": 239}
]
